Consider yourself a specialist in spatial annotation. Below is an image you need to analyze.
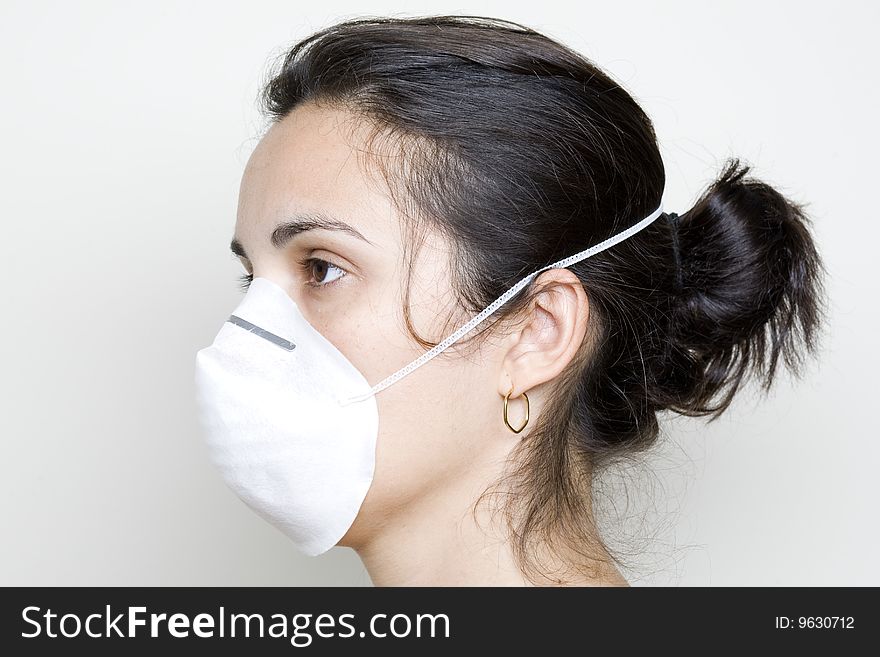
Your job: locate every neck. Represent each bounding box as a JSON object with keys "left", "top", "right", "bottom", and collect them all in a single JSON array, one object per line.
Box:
[{"left": 353, "top": 460, "right": 628, "bottom": 587}]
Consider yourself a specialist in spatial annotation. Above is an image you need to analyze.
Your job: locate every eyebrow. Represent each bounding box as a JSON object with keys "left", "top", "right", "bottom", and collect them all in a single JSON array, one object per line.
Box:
[{"left": 229, "top": 211, "right": 374, "bottom": 259}]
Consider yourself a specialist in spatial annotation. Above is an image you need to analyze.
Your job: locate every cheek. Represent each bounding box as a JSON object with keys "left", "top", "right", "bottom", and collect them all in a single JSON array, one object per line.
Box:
[
  {"left": 336, "top": 282, "right": 500, "bottom": 533},
  {"left": 356, "top": 354, "right": 499, "bottom": 522}
]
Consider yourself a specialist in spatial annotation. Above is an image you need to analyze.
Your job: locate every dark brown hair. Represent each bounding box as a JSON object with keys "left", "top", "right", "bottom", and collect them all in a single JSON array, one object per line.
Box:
[{"left": 257, "top": 14, "right": 827, "bottom": 583}]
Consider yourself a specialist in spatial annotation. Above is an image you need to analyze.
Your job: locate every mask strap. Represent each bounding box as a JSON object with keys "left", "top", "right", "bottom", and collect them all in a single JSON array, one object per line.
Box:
[{"left": 339, "top": 202, "right": 665, "bottom": 406}]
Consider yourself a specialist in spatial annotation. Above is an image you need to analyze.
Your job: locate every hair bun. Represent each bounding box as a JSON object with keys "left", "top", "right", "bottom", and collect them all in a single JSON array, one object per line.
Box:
[{"left": 658, "top": 158, "right": 827, "bottom": 416}]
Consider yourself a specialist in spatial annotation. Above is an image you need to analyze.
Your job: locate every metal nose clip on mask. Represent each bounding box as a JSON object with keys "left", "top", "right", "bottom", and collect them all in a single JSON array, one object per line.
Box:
[{"left": 193, "top": 202, "right": 665, "bottom": 556}]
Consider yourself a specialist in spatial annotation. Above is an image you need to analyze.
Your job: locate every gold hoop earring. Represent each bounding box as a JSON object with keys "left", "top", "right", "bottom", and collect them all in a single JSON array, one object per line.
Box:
[{"left": 503, "top": 385, "right": 530, "bottom": 434}]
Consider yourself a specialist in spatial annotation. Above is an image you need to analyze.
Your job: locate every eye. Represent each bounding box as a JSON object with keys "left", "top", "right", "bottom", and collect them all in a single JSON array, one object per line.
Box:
[
  {"left": 235, "top": 257, "right": 348, "bottom": 293},
  {"left": 237, "top": 272, "right": 253, "bottom": 292},
  {"left": 299, "top": 257, "right": 348, "bottom": 288}
]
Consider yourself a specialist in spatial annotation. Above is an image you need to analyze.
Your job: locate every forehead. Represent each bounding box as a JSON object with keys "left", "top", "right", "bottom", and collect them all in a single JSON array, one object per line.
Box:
[{"left": 235, "top": 102, "right": 394, "bottom": 248}]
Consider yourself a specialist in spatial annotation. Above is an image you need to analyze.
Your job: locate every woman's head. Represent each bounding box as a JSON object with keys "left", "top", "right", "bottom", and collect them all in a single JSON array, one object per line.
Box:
[{"left": 233, "top": 15, "right": 827, "bottom": 583}]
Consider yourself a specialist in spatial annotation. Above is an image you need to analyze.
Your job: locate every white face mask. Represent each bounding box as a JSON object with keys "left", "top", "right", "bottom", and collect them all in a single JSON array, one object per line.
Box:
[{"left": 193, "top": 203, "right": 664, "bottom": 556}]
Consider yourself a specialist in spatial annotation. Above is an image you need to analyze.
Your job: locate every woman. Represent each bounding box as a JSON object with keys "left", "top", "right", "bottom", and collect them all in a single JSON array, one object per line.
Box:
[{"left": 194, "top": 15, "right": 826, "bottom": 586}]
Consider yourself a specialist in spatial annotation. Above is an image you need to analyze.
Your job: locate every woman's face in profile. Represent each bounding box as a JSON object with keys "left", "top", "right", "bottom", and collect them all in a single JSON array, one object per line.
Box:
[{"left": 230, "top": 101, "right": 515, "bottom": 550}]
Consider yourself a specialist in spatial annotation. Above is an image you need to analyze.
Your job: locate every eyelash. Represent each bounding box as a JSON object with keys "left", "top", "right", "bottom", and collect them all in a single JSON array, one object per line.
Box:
[{"left": 237, "top": 257, "right": 348, "bottom": 292}]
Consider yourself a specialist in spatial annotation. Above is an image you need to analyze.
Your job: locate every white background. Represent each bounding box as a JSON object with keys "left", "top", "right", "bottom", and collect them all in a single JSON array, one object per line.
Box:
[{"left": 1, "top": 1, "right": 876, "bottom": 585}]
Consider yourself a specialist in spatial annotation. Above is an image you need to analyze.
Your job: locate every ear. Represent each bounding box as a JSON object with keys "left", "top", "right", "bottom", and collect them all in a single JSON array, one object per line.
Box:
[{"left": 498, "top": 268, "right": 590, "bottom": 399}]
